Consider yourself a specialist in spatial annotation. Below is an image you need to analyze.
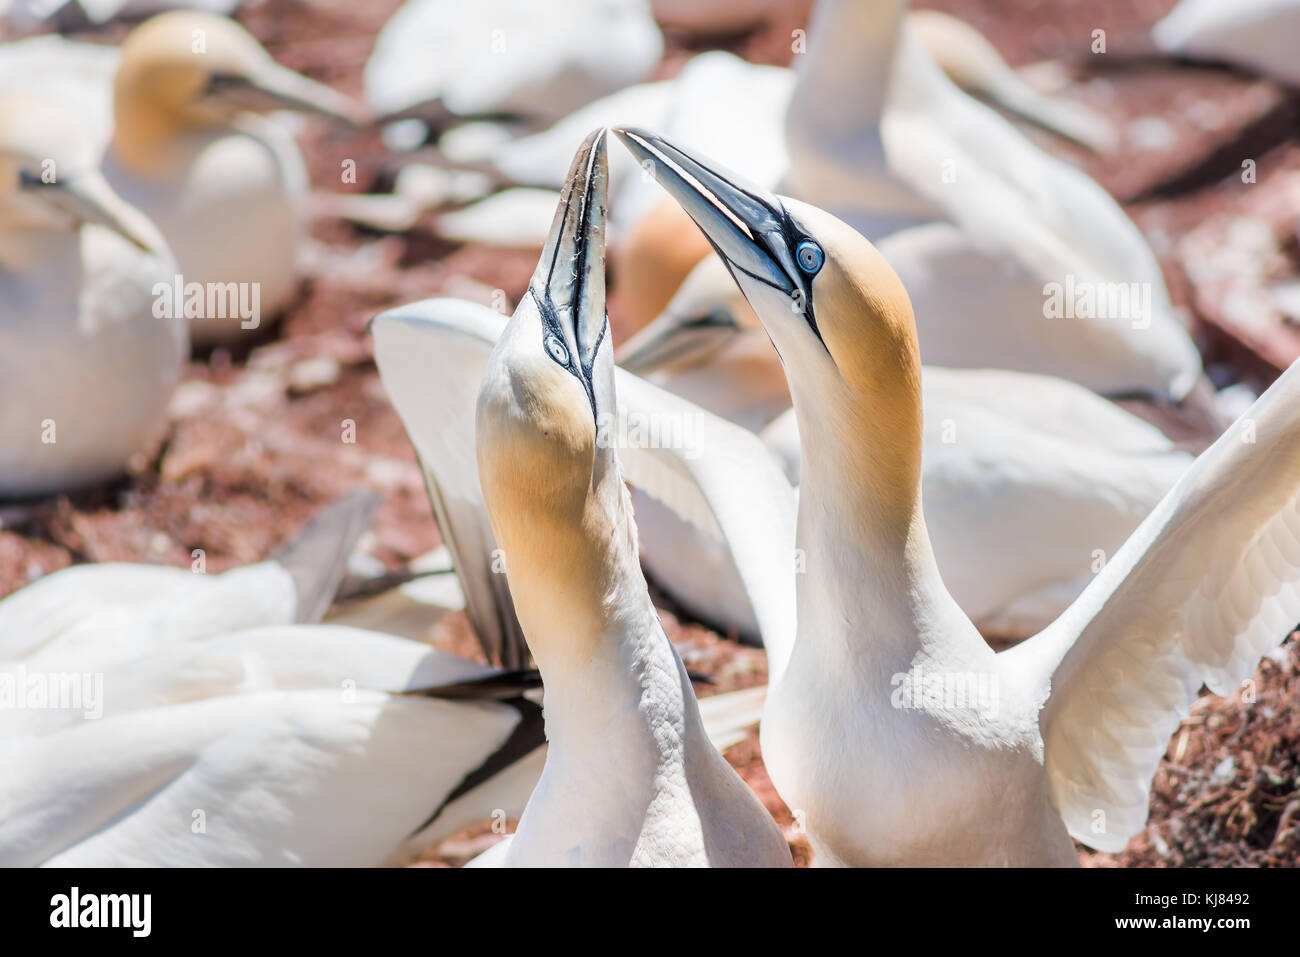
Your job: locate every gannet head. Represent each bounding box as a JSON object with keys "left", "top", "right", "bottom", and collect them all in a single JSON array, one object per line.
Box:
[
  {"left": 112, "top": 12, "right": 367, "bottom": 169},
  {"left": 614, "top": 128, "right": 919, "bottom": 399},
  {"left": 0, "top": 94, "right": 166, "bottom": 255},
  {"left": 476, "top": 130, "right": 636, "bottom": 654},
  {"left": 614, "top": 127, "right": 924, "bottom": 522}
]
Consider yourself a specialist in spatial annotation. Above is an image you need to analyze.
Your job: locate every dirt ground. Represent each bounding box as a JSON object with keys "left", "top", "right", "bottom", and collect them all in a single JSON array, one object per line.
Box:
[{"left": 2, "top": 0, "right": 1297, "bottom": 867}]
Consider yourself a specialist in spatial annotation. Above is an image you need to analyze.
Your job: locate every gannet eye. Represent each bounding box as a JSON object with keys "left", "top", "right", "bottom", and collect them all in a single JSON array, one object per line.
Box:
[
  {"left": 545, "top": 334, "right": 570, "bottom": 366},
  {"left": 795, "top": 239, "right": 824, "bottom": 275}
]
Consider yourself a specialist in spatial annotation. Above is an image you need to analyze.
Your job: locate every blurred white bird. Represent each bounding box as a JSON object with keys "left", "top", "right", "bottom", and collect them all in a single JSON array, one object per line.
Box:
[
  {"left": 625, "top": 125, "right": 1300, "bottom": 866},
  {"left": 0, "top": 12, "right": 368, "bottom": 347},
  {"left": 907, "top": 9, "right": 1116, "bottom": 154},
  {"left": 0, "top": 94, "right": 182, "bottom": 498},
  {"left": 365, "top": 0, "right": 663, "bottom": 150},
  {"left": 782, "top": 0, "right": 1204, "bottom": 401}
]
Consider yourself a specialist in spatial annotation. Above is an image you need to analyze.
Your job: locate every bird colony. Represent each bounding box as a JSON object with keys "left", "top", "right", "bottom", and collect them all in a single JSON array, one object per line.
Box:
[{"left": 2, "top": 0, "right": 1299, "bottom": 868}]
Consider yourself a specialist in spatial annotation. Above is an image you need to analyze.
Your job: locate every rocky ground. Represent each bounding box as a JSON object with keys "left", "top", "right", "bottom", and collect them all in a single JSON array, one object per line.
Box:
[{"left": 2, "top": 0, "right": 1296, "bottom": 866}]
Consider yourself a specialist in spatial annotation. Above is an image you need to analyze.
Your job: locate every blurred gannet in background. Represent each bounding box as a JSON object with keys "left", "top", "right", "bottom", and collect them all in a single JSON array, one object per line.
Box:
[
  {"left": 365, "top": 0, "right": 663, "bottom": 150},
  {"left": 0, "top": 95, "right": 181, "bottom": 498},
  {"left": 463, "top": 130, "right": 788, "bottom": 867},
  {"left": 619, "top": 255, "right": 1192, "bottom": 640},
  {"left": 782, "top": 0, "right": 1203, "bottom": 402},
  {"left": 100, "top": 11, "right": 367, "bottom": 346},
  {"left": 1153, "top": 0, "right": 1300, "bottom": 87},
  {"left": 907, "top": 10, "right": 1116, "bottom": 154},
  {"left": 601, "top": 0, "right": 1200, "bottom": 406},
  {"left": 0, "top": 36, "right": 119, "bottom": 154},
  {"left": 625, "top": 126, "right": 1300, "bottom": 866},
  {"left": 0, "top": 13, "right": 368, "bottom": 346}
]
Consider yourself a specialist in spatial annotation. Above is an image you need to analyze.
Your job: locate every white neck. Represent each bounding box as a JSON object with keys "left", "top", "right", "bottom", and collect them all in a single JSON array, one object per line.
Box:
[
  {"left": 504, "top": 500, "right": 718, "bottom": 862},
  {"left": 792, "top": 0, "right": 906, "bottom": 133},
  {"left": 787, "top": 382, "right": 978, "bottom": 678},
  {"left": 784, "top": 0, "right": 943, "bottom": 233}
]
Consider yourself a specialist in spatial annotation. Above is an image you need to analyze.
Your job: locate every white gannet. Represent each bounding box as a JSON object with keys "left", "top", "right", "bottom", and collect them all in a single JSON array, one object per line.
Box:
[
  {"left": 371, "top": 293, "right": 794, "bottom": 859},
  {"left": 365, "top": 0, "right": 663, "bottom": 149},
  {"left": 907, "top": 9, "right": 1116, "bottom": 154},
  {"left": 1153, "top": 0, "right": 1300, "bottom": 88},
  {"left": 464, "top": 129, "right": 789, "bottom": 866},
  {"left": 623, "top": 126, "right": 1300, "bottom": 866},
  {"left": 89, "top": 11, "right": 366, "bottom": 346},
  {"left": 618, "top": 255, "right": 1193, "bottom": 640},
  {"left": 0, "top": 94, "right": 182, "bottom": 499},
  {"left": 782, "top": 0, "right": 1203, "bottom": 402}
]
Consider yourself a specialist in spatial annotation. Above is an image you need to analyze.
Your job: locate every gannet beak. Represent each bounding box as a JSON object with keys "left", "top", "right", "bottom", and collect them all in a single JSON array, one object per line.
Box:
[
  {"left": 38, "top": 171, "right": 165, "bottom": 255},
  {"left": 216, "top": 62, "right": 371, "bottom": 127},
  {"left": 611, "top": 127, "right": 801, "bottom": 301},
  {"left": 529, "top": 127, "right": 609, "bottom": 398}
]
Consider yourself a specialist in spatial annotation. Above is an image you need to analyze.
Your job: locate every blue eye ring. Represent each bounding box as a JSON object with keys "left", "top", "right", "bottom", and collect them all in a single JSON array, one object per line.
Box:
[
  {"left": 545, "top": 334, "right": 570, "bottom": 366},
  {"left": 795, "top": 239, "right": 824, "bottom": 275}
]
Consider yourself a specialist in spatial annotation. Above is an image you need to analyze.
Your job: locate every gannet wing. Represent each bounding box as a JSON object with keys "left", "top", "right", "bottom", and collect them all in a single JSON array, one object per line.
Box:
[
  {"left": 271, "top": 489, "right": 383, "bottom": 625},
  {"left": 370, "top": 298, "right": 531, "bottom": 669},
  {"left": 1, "top": 688, "right": 521, "bottom": 867},
  {"left": 611, "top": 371, "right": 798, "bottom": 676},
  {"left": 1008, "top": 360, "right": 1300, "bottom": 851},
  {"left": 0, "top": 491, "right": 380, "bottom": 661},
  {"left": 372, "top": 297, "right": 798, "bottom": 670}
]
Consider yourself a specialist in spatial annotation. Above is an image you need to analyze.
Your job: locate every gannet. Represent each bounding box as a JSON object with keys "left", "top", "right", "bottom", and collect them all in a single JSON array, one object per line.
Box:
[
  {"left": 783, "top": 0, "right": 1204, "bottom": 402},
  {"left": 1153, "top": 0, "right": 1300, "bottom": 88},
  {"left": 0, "top": 94, "right": 182, "bottom": 499},
  {"left": 623, "top": 126, "right": 1300, "bottom": 866},
  {"left": 618, "top": 255, "right": 1193, "bottom": 640},
  {"left": 97, "top": 11, "right": 366, "bottom": 346},
  {"left": 469, "top": 129, "right": 788, "bottom": 867},
  {"left": 907, "top": 10, "right": 1116, "bottom": 154},
  {"left": 365, "top": 0, "right": 663, "bottom": 149}
]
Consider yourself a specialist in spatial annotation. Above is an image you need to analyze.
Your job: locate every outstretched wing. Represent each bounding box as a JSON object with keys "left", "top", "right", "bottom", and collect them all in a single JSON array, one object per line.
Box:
[
  {"left": 371, "top": 298, "right": 530, "bottom": 670},
  {"left": 1008, "top": 360, "right": 1300, "bottom": 850}
]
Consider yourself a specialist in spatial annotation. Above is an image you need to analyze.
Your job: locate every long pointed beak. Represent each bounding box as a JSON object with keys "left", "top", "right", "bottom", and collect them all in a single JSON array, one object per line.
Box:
[
  {"left": 224, "top": 62, "right": 371, "bottom": 127},
  {"left": 41, "top": 171, "right": 167, "bottom": 256},
  {"left": 611, "top": 127, "right": 797, "bottom": 297},
  {"left": 531, "top": 127, "right": 608, "bottom": 378}
]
